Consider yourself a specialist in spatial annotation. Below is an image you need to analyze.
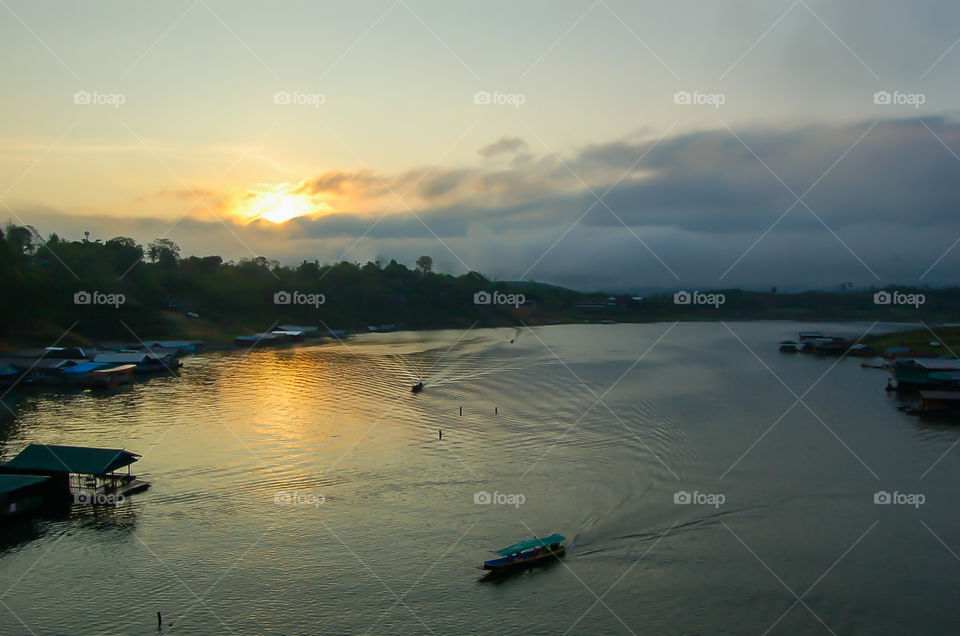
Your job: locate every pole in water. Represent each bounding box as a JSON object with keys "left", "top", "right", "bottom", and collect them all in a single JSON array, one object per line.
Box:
[
  {"left": 439, "top": 429, "right": 442, "bottom": 440},
  {"left": 495, "top": 406, "right": 498, "bottom": 414},
  {"left": 157, "top": 611, "right": 162, "bottom": 629},
  {"left": 459, "top": 406, "right": 462, "bottom": 416}
]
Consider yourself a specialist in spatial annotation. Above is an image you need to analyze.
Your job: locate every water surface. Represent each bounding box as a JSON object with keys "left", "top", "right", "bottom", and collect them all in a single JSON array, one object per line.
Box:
[{"left": 1, "top": 322, "right": 957, "bottom": 634}]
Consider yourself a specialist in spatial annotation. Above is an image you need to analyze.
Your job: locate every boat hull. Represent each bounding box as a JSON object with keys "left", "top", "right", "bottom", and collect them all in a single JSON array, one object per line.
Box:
[{"left": 483, "top": 546, "right": 565, "bottom": 570}]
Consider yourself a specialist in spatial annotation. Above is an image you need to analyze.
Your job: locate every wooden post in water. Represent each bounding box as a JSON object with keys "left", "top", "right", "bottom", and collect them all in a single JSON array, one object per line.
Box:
[
  {"left": 157, "top": 611, "right": 162, "bottom": 630},
  {"left": 495, "top": 406, "right": 498, "bottom": 414},
  {"left": 459, "top": 406, "right": 462, "bottom": 416}
]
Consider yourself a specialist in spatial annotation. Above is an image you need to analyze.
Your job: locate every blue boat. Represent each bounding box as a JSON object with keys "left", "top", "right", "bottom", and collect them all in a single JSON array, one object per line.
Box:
[{"left": 482, "top": 534, "right": 566, "bottom": 571}]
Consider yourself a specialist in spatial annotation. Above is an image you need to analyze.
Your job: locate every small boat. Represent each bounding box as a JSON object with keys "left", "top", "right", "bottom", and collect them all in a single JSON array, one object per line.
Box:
[
  {"left": 778, "top": 340, "right": 801, "bottom": 353},
  {"left": 411, "top": 381, "right": 424, "bottom": 393},
  {"left": 62, "top": 363, "right": 135, "bottom": 388},
  {"left": 482, "top": 534, "right": 566, "bottom": 571}
]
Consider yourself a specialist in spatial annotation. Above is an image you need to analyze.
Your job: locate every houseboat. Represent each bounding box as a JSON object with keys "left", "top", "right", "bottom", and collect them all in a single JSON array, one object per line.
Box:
[
  {"left": 0, "top": 443, "right": 150, "bottom": 505},
  {"left": 894, "top": 358, "right": 960, "bottom": 391}
]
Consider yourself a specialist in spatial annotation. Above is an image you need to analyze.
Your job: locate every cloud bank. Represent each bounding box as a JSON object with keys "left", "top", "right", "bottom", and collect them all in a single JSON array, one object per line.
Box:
[{"left": 10, "top": 117, "right": 960, "bottom": 292}]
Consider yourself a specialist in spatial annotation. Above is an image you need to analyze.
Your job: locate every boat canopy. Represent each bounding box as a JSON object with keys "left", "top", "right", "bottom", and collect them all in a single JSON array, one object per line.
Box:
[{"left": 495, "top": 534, "right": 566, "bottom": 555}]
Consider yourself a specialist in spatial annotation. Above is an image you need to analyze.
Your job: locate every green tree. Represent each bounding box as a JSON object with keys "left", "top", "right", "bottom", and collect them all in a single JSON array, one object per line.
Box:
[
  {"left": 415, "top": 255, "right": 433, "bottom": 274},
  {"left": 148, "top": 238, "right": 180, "bottom": 265}
]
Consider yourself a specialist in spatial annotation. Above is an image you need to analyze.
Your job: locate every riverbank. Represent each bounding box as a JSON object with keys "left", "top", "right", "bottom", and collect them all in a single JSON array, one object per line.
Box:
[{"left": 862, "top": 324, "right": 960, "bottom": 357}]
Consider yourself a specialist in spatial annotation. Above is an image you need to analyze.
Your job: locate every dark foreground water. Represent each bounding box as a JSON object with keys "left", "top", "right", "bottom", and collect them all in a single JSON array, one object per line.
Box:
[{"left": 1, "top": 322, "right": 958, "bottom": 635}]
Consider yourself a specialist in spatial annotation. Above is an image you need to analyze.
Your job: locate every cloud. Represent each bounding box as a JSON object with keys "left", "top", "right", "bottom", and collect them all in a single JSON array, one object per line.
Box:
[
  {"left": 478, "top": 136, "right": 528, "bottom": 157},
  {"left": 10, "top": 116, "right": 960, "bottom": 291}
]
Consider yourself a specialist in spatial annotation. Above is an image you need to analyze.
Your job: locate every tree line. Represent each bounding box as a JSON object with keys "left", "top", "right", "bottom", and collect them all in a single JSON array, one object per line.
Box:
[{"left": 0, "top": 223, "right": 567, "bottom": 343}]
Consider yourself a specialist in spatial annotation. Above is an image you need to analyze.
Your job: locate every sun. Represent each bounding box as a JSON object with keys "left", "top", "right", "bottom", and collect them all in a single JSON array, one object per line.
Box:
[{"left": 241, "top": 190, "right": 327, "bottom": 224}]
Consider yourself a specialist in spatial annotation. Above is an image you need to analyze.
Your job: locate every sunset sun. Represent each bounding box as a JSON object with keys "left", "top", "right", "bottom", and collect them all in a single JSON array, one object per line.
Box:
[{"left": 242, "top": 190, "right": 323, "bottom": 224}]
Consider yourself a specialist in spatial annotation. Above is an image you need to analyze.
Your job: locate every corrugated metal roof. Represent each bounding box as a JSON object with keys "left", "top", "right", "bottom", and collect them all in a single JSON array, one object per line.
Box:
[{"left": 3, "top": 444, "right": 140, "bottom": 475}]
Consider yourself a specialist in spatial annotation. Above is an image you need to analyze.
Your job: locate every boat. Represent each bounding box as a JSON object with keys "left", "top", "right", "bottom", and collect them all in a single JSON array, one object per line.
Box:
[
  {"left": 482, "top": 534, "right": 566, "bottom": 571},
  {"left": 411, "top": 381, "right": 424, "bottom": 393},
  {"left": 778, "top": 340, "right": 801, "bottom": 353},
  {"left": 92, "top": 351, "right": 181, "bottom": 374},
  {"left": 61, "top": 362, "right": 135, "bottom": 388}
]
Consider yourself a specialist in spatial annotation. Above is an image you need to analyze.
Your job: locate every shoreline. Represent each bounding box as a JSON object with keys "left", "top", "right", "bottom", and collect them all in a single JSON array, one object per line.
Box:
[{"left": 1, "top": 317, "right": 933, "bottom": 354}]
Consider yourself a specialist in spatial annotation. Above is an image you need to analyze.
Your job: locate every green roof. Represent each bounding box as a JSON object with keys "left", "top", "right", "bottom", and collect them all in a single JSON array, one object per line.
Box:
[
  {"left": 0, "top": 474, "right": 50, "bottom": 494},
  {"left": 495, "top": 534, "right": 566, "bottom": 556},
  {"left": 3, "top": 444, "right": 140, "bottom": 475}
]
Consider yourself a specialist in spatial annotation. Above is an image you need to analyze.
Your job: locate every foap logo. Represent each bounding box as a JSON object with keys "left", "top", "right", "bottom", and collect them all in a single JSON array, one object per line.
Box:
[
  {"left": 73, "top": 90, "right": 125, "bottom": 108},
  {"left": 74, "top": 290, "right": 125, "bottom": 308},
  {"left": 873, "top": 90, "right": 925, "bottom": 109},
  {"left": 74, "top": 492, "right": 125, "bottom": 506},
  {"left": 274, "top": 290, "right": 325, "bottom": 308},
  {"left": 674, "top": 490, "right": 725, "bottom": 508},
  {"left": 473, "top": 290, "right": 525, "bottom": 308},
  {"left": 673, "top": 90, "right": 725, "bottom": 109},
  {"left": 673, "top": 290, "right": 725, "bottom": 308},
  {"left": 473, "top": 90, "right": 526, "bottom": 108},
  {"left": 274, "top": 490, "right": 325, "bottom": 507},
  {"left": 873, "top": 290, "right": 924, "bottom": 308},
  {"left": 874, "top": 490, "right": 925, "bottom": 508},
  {"left": 273, "top": 90, "right": 325, "bottom": 107},
  {"left": 474, "top": 490, "right": 526, "bottom": 508}
]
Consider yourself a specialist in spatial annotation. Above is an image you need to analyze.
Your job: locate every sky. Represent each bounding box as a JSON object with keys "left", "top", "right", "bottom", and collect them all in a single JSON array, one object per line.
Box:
[{"left": 2, "top": 0, "right": 960, "bottom": 291}]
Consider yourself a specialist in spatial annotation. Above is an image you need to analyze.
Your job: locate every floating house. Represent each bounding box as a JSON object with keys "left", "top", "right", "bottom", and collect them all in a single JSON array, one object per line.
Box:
[
  {"left": 915, "top": 390, "right": 960, "bottom": 413},
  {"left": 1, "top": 357, "right": 76, "bottom": 384},
  {"left": 895, "top": 358, "right": 960, "bottom": 390},
  {"left": 0, "top": 444, "right": 149, "bottom": 504}
]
